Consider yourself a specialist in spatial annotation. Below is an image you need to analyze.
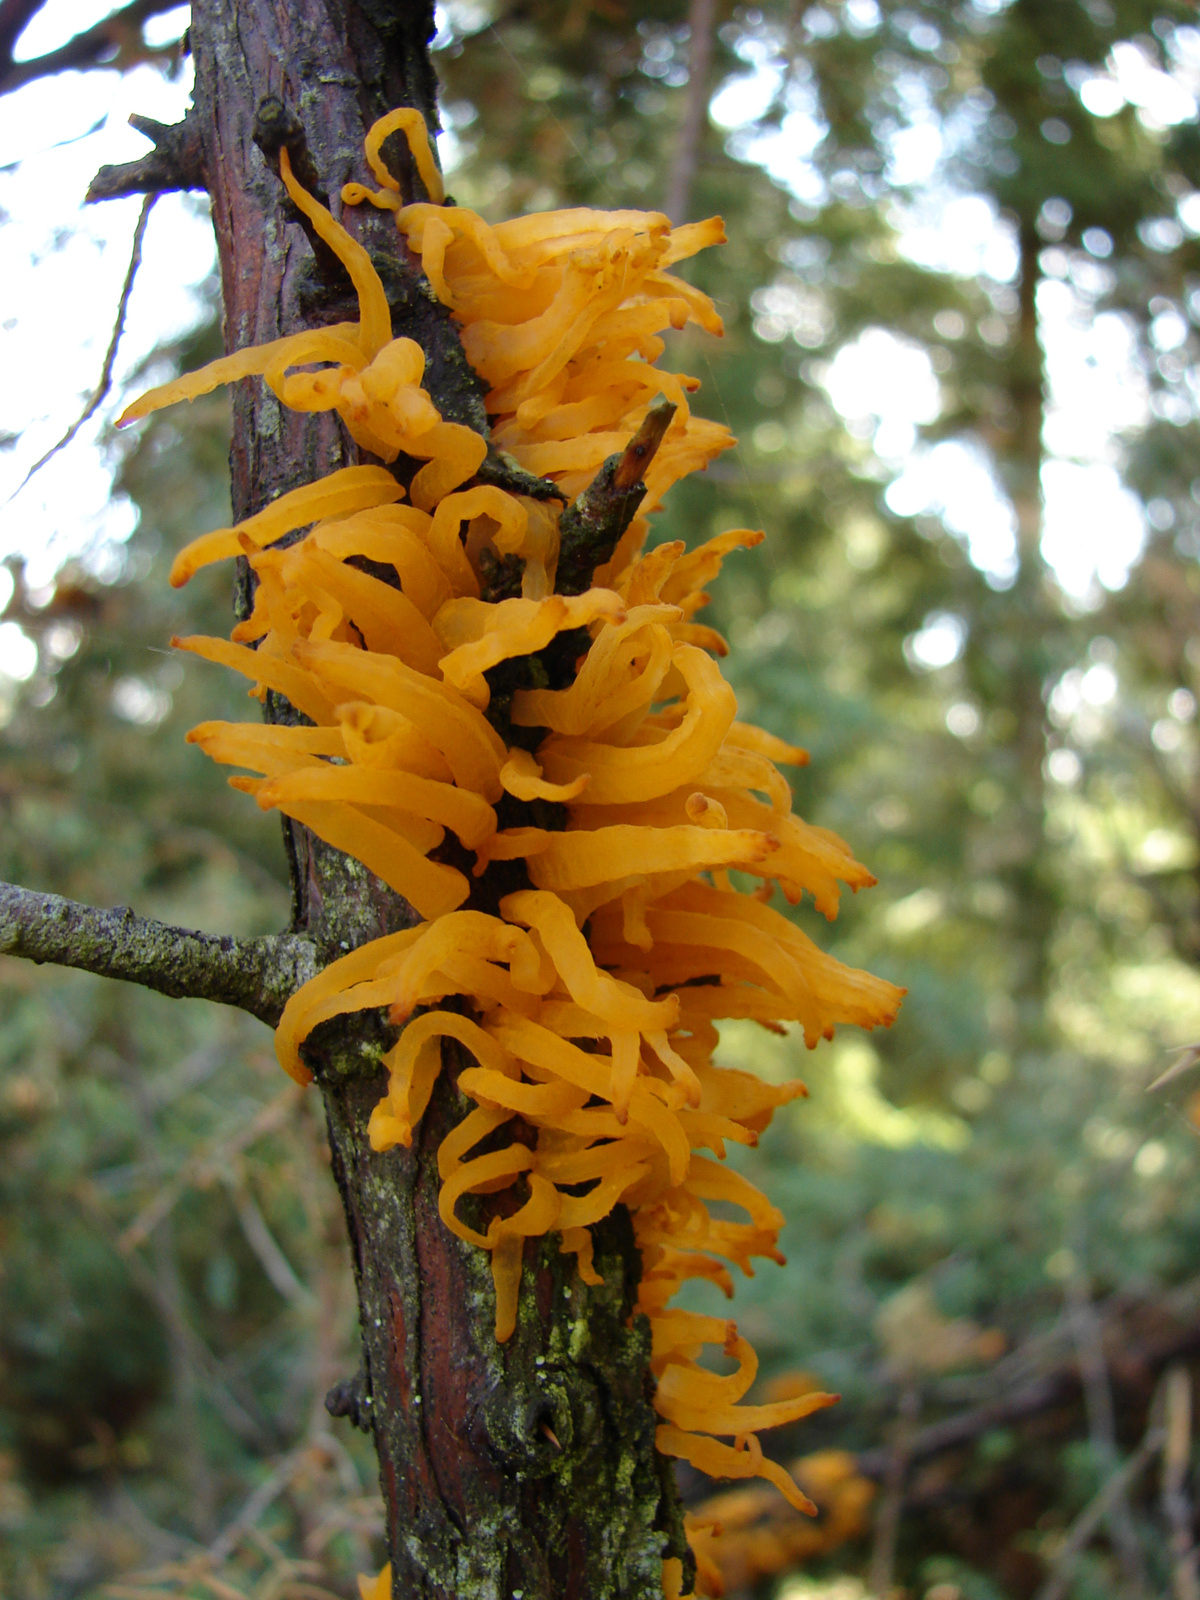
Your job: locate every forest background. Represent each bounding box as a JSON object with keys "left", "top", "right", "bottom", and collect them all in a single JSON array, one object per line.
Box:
[{"left": 3, "top": 2, "right": 1200, "bottom": 1597}]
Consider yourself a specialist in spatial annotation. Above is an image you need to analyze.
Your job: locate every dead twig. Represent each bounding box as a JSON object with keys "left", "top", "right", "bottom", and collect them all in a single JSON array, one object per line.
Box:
[
  {"left": 4, "top": 194, "right": 156, "bottom": 506},
  {"left": 87, "top": 111, "right": 207, "bottom": 202},
  {"left": 867, "top": 1382, "right": 920, "bottom": 1598},
  {"left": 0, "top": 881, "right": 317, "bottom": 1027},
  {"left": 1067, "top": 1269, "right": 1149, "bottom": 1596},
  {"left": 1162, "top": 1364, "right": 1200, "bottom": 1600},
  {"left": 120, "top": 1083, "right": 304, "bottom": 1251},
  {"left": 207, "top": 1449, "right": 310, "bottom": 1565},
  {"left": 0, "top": 0, "right": 182, "bottom": 94},
  {"left": 1148, "top": 1044, "right": 1200, "bottom": 1094},
  {"left": 224, "top": 1172, "right": 316, "bottom": 1308},
  {"left": 1034, "top": 1425, "right": 1164, "bottom": 1600},
  {"left": 553, "top": 397, "right": 677, "bottom": 595},
  {"left": 151, "top": 1217, "right": 218, "bottom": 1537},
  {"left": 853, "top": 1275, "right": 1200, "bottom": 1488},
  {"left": 78, "top": 1179, "right": 277, "bottom": 1450}
]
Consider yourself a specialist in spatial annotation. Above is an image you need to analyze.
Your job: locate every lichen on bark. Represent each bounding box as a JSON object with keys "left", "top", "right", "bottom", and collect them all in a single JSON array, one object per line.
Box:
[{"left": 0, "top": 881, "right": 316, "bottom": 1026}]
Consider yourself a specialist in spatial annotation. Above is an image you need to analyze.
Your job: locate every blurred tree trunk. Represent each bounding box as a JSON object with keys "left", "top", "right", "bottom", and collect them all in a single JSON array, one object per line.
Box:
[
  {"left": 664, "top": 0, "right": 716, "bottom": 225},
  {"left": 993, "top": 225, "right": 1057, "bottom": 1026},
  {"left": 185, "top": 3, "right": 681, "bottom": 1595}
]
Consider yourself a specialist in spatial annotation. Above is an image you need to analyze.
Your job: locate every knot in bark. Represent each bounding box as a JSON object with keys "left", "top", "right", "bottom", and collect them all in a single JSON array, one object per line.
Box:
[
  {"left": 480, "top": 1362, "right": 602, "bottom": 1479},
  {"left": 325, "top": 1368, "right": 373, "bottom": 1432}
]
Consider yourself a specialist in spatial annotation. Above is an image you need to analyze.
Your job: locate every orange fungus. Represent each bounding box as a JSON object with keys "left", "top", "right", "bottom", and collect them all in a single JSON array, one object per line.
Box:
[{"left": 123, "top": 110, "right": 905, "bottom": 1594}]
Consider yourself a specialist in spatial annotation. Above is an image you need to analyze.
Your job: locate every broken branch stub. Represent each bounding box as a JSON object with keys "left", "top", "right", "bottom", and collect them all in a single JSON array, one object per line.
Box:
[{"left": 554, "top": 397, "right": 677, "bottom": 596}]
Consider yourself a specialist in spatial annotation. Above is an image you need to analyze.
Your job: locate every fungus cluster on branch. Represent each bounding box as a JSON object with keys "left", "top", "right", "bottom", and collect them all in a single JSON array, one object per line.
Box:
[{"left": 120, "top": 111, "right": 904, "bottom": 1598}]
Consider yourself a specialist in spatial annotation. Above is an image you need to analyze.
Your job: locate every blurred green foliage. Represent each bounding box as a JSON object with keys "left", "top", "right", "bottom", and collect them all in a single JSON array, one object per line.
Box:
[
  {"left": 0, "top": 325, "right": 377, "bottom": 1596},
  {"left": 5, "top": 2, "right": 1200, "bottom": 1596}
]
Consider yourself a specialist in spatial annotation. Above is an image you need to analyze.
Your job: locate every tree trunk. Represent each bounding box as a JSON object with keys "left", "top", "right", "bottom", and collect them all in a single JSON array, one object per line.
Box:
[
  {"left": 186, "top": 3, "right": 683, "bottom": 1594},
  {"left": 992, "top": 223, "right": 1056, "bottom": 1025}
]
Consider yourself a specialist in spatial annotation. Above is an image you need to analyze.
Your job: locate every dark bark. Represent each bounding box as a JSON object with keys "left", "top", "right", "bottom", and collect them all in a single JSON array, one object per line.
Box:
[
  {"left": 171, "top": 3, "right": 684, "bottom": 1592},
  {"left": 312, "top": 1053, "right": 671, "bottom": 1598},
  {"left": 554, "top": 399, "right": 676, "bottom": 597},
  {"left": 87, "top": 112, "right": 206, "bottom": 201}
]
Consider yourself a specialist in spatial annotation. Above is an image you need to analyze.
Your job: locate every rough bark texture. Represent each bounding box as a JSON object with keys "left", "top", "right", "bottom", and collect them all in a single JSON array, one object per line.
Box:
[
  {"left": 0, "top": 881, "right": 316, "bottom": 1026},
  {"left": 88, "top": 111, "right": 206, "bottom": 201},
  {"left": 180, "top": 3, "right": 684, "bottom": 1593}
]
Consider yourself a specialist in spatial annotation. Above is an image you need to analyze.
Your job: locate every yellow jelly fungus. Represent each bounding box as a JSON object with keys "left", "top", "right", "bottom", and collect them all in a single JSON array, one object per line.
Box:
[
  {"left": 357, "top": 1563, "right": 392, "bottom": 1600},
  {"left": 124, "top": 110, "right": 905, "bottom": 1593},
  {"left": 363, "top": 105, "right": 445, "bottom": 204}
]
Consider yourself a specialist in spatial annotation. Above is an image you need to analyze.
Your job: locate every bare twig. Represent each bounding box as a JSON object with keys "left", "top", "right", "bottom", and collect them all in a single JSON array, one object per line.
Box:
[
  {"left": 554, "top": 398, "right": 677, "bottom": 595},
  {"left": 151, "top": 1217, "right": 219, "bottom": 1537},
  {"left": 91, "top": 1055, "right": 283, "bottom": 1460},
  {"left": 301, "top": 1492, "right": 385, "bottom": 1561},
  {"left": 475, "top": 446, "right": 564, "bottom": 503},
  {"left": 207, "top": 1449, "right": 310, "bottom": 1565},
  {"left": 0, "top": 881, "right": 317, "bottom": 1026},
  {"left": 108, "top": 1483, "right": 203, "bottom": 1562},
  {"left": 225, "top": 1174, "right": 315, "bottom": 1308},
  {"left": 856, "top": 1368, "right": 1071, "bottom": 1482},
  {"left": 4, "top": 194, "right": 156, "bottom": 506},
  {"left": 87, "top": 109, "right": 206, "bottom": 202},
  {"left": 613, "top": 399, "right": 677, "bottom": 494},
  {"left": 854, "top": 1275, "right": 1200, "bottom": 1486},
  {"left": 1068, "top": 1270, "right": 1149, "bottom": 1595},
  {"left": 0, "top": 0, "right": 42, "bottom": 69},
  {"left": 0, "top": 114, "right": 105, "bottom": 172},
  {"left": 868, "top": 1382, "right": 920, "bottom": 1598},
  {"left": 1034, "top": 1426, "right": 1164, "bottom": 1600},
  {"left": 76, "top": 1179, "right": 278, "bottom": 1453},
  {"left": 119, "top": 1085, "right": 305, "bottom": 1252},
  {"left": 1162, "top": 1365, "right": 1200, "bottom": 1600},
  {"left": 1148, "top": 1045, "right": 1200, "bottom": 1094},
  {"left": 664, "top": 0, "right": 717, "bottom": 225}
]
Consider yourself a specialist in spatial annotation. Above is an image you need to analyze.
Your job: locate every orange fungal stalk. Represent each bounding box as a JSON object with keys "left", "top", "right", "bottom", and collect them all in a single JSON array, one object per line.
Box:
[{"left": 125, "top": 110, "right": 904, "bottom": 1595}]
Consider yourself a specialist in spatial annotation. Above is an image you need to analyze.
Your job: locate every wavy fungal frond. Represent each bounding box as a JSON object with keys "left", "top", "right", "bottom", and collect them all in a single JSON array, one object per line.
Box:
[{"left": 125, "top": 110, "right": 904, "bottom": 1595}]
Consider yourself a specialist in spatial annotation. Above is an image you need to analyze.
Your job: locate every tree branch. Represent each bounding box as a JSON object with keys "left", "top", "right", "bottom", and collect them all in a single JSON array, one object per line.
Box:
[
  {"left": 867, "top": 1382, "right": 920, "bottom": 1599},
  {"left": 846, "top": 1277, "right": 1200, "bottom": 1502},
  {"left": 1034, "top": 1425, "right": 1164, "bottom": 1600},
  {"left": 0, "top": 0, "right": 183, "bottom": 96},
  {"left": 3, "top": 192, "right": 156, "bottom": 506},
  {"left": 0, "top": 881, "right": 316, "bottom": 1026},
  {"left": 855, "top": 1368, "right": 1073, "bottom": 1483},
  {"left": 554, "top": 396, "right": 677, "bottom": 595},
  {"left": 86, "top": 110, "right": 206, "bottom": 202},
  {"left": 1067, "top": 1268, "right": 1149, "bottom": 1595},
  {"left": 0, "top": 0, "right": 40, "bottom": 71}
]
